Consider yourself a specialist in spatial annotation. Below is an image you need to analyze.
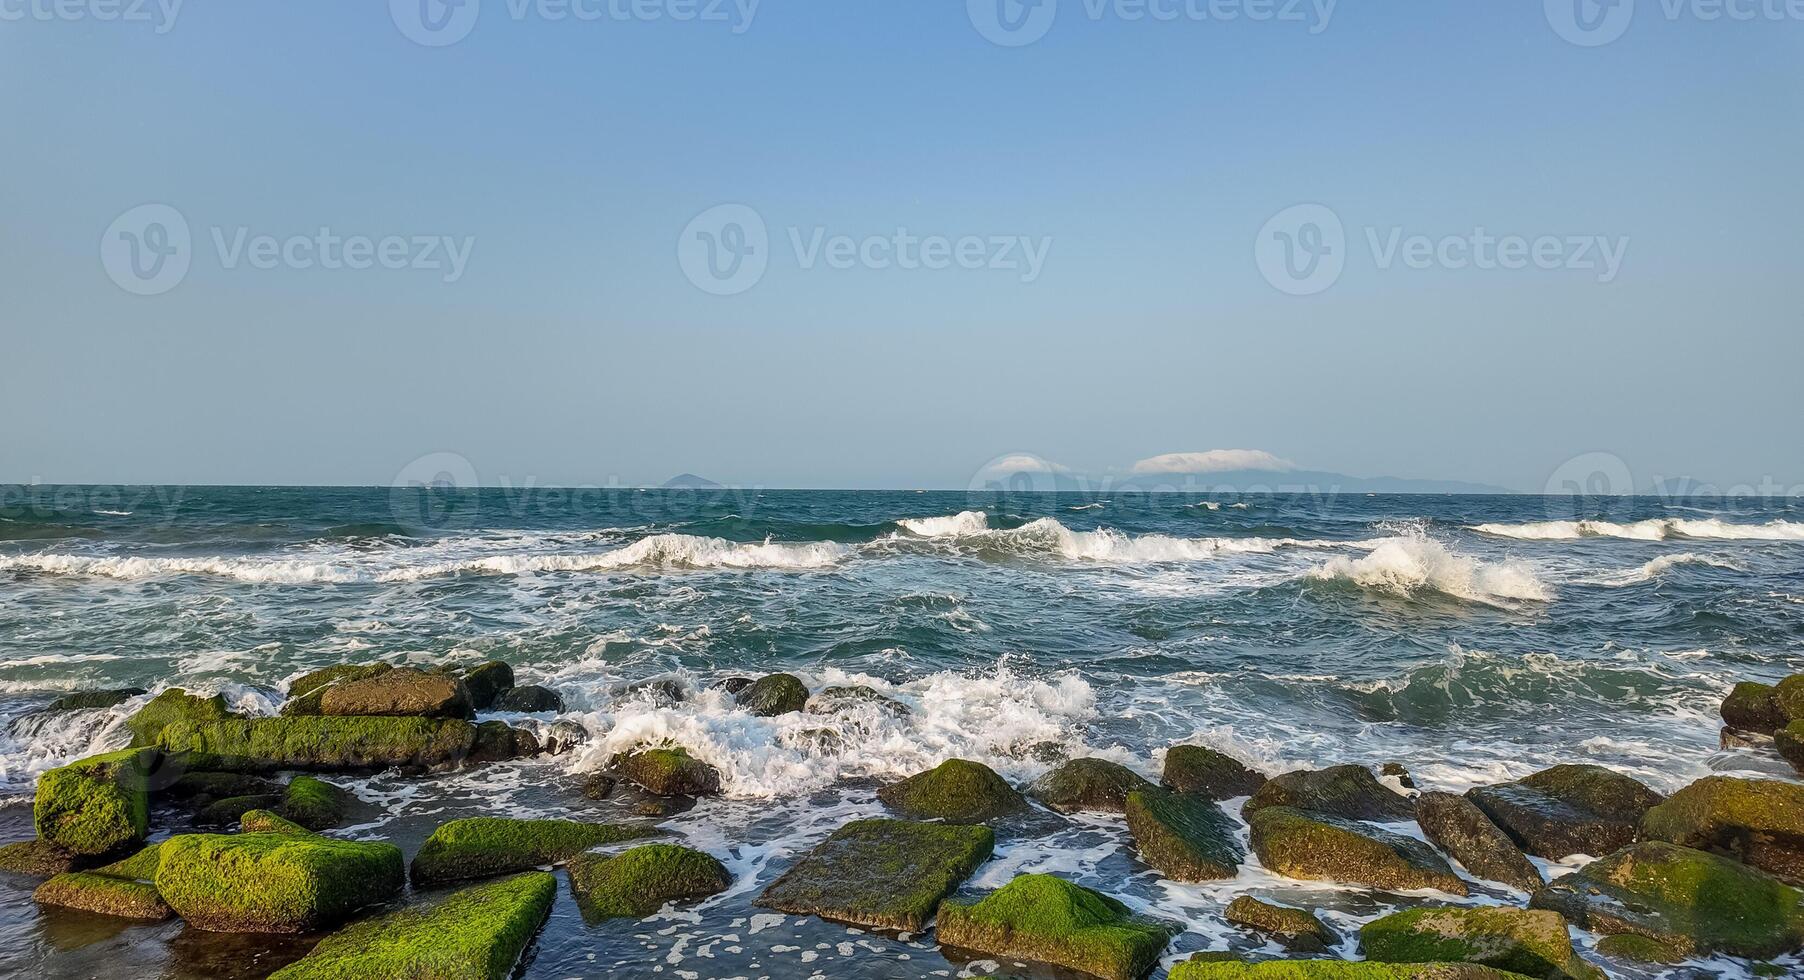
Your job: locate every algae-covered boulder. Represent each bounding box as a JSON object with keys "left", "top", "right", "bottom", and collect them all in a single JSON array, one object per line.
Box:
[
  {"left": 269, "top": 871, "right": 554, "bottom": 980},
  {"left": 33, "top": 843, "right": 170, "bottom": 921},
  {"left": 609, "top": 746, "right": 722, "bottom": 797},
  {"left": 156, "top": 716, "right": 478, "bottom": 771},
  {"left": 46, "top": 687, "right": 146, "bottom": 712},
  {"left": 34, "top": 747, "right": 159, "bottom": 855},
  {"left": 1777, "top": 722, "right": 1804, "bottom": 775},
  {"left": 1777, "top": 674, "right": 1804, "bottom": 721},
  {"left": 1162, "top": 745, "right": 1267, "bottom": 800},
  {"left": 936, "top": 874, "right": 1173, "bottom": 980},
  {"left": 1640, "top": 775, "right": 1804, "bottom": 885},
  {"left": 1244, "top": 765, "right": 1415, "bottom": 822},
  {"left": 1593, "top": 933, "right": 1686, "bottom": 965},
  {"left": 461, "top": 660, "right": 515, "bottom": 710},
  {"left": 281, "top": 776, "right": 352, "bottom": 830},
  {"left": 195, "top": 793, "right": 284, "bottom": 827},
  {"left": 1169, "top": 962, "right": 1534, "bottom": 980},
  {"left": 156, "top": 831, "right": 404, "bottom": 933},
  {"left": 1723, "top": 681, "right": 1787, "bottom": 735},
  {"left": 1124, "top": 788, "right": 1243, "bottom": 881},
  {"left": 318, "top": 667, "right": 474, "bottom": 720},
  {"left": 1415, "top": 791, "right": 1542, "bottom": 893},
  {"left": 167, "top": 770, "right": 285, "bottom": 807},
  {"left": 470, "top": 720, "right": 540, "bottom": 763},
  {"left": 567, "top": 844, "right": 730, "bottom": 922},
  {"left": 1529, "top": 840, "right": 1804, "bottom": 958},
  {"left": 282, "top": 663, "right": 394, "bottom": 716},
  {"left": 1028, "top": 758, "right": 1157, "bottom": 815},
  {"left": 1249, "top": 806, "right": 1467, "bottom": 896},
  {"left": 878, "top": 759, "right": 1027, "bottom": 823},
  {"left": 736, "top": 672, "right": 809, "bottom": 716},
  {"left": 1467, "top": 764, "right": 1663, "bottom": 859},
  {"left": 124, "top": 688, "right": 231, "bottom": 746},
  {"left": 756, "top": 817, "right": 993, "bottom": 931},
  {"left": 1361, "top": 907, "right": 1603, "bottom": 980},
  {"left": 1222, "top": 896, "right": 1336, "bottom": 952},
  {"left": 241, "top": 810, "right": 314, "bottom": 835},
  {"left": 494, "top": 685, "right": 563, "bottom": 713},
  {"left": 411, "top": 816, "right": 657, "bottom": 887},
  {"left": 0, "top": 839, "right": 84, "bottom": 878}
]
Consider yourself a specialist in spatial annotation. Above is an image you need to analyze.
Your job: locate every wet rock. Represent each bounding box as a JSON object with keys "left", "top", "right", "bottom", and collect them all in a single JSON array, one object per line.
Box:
[
  {"left": 568, "top": 844, "right": 730, "bottom": 922},
  {"left": 317, "top": 667, "right": 474, "bottom": 720},
  {"left": 166, "top": 771, "right": 284, "bottom": 807},
  {"left": 1723, "top": 726, "right": 1771, "bottom": 749},
  {"left": 1248, "top": 806, "right": 1467, "bottom": 896},
  {"left": 156, "top": 831, "right": 403, "bottom": 933},
  {"left": 1723, "top": 681, "right": 1787, "bottom": 735},
  {"left": 124, "top": 689, "right": 232, "bottom": 747},
  {"left": 0, "top": 839, "right": 85, "bottom": 879},
  {"left": 33, "top": 842, "right": 170, "bottom": 921},
  {"left": 543, "top": 720, "right": 588, "bottom": 756},
  {"left": 581, "top": 773, "right": 616, "bottom": 800},
  {"left": 1244, "top": 765, "right": 1416, "bottom": 822},
  {"left": 736, "top": 672, "right": 809, "bottom": 716},
  {"left": 281, "top": 664, "right": 393, "bottom": 716},
  {"left": 240, "top": 810, "right": 312, "bottom": 835},
  {"left": 757, "top": 817, "right": 994, "bottom": 931},
  {"left": 1640, "top": 775, "right": 1804, "bottom": 886},
  {"left": 610, "top": 746, "right": 722, "bottom": 797},
  {"left": 1594, "top": 933, "right": 1686, "bottom": 965},
  {"left": 1124, "top": 788, "right": 1243, "bottom": 881},
  {"left": 1162, "top": 745, "right": 1267, "bottom": 800},
  {"left": 1170, "top": 964, "right": 1530, "bottom": 980},
  {"left": 877, "top": 759, "right": 1026, "bottom": 823},
  {"left": 1222, "top": 896, "right": 1336, "bottom": 953},
  {"left": 1467, "top": 764, "right": 1663, "bottom": 859},
  {"left": 1778, "top": 722, "right": 1804, "bottom": 774},
  {"left": 1414, "top": 791, "right": 1542, "bottom": 893},
  {"left": 1027, "top": 757, "right": 1157, "bottom": 815},
  {"left": 781, "top": 727, "right": 845, "bottom": 754},
  {"left": 1380, "top": 763, "right": 1417, "bottom": 790},
  {"left": 281, "top": 776, "right": 351, "bottom": 831},
  {"left": 46, "top": 688, "right": 146, "bottom": 712},
  {"left": 410, "top": 816, "right": 657, "bottom": 887},
  {"left": 34, "top": 747, "right": 160, "bottom": 855},
  {"left": 469, "top": 720, "right": 539, "bottom": 763},
  {"left": 807, "top": 685, "right": 910, "bottom": 718},
  {"left": 267, "top": 871, "right": 555, "bottom": 980},
  {"left": 195, "top": 793, "right": 284, "bottom": 827},
  {"left": 494, "top": 684, "right": 563, "bottom": 713},
  {"left": 716, "top": 676, "right": 755, "bottom": 696},
  {"left": 157, "top": 716, "right": 480, "bottom": 772},
  {"left": 936, "top": 873, "right": 1174, "bottom": 980},
  {"left": 616, "top": 678, "right": 686, "bottom": 706},
  {"left": 1777, "top": 674, "right": 1804, "bottom": 721},
  {"left": 1529, "top": 840, "right": 1804, "bottom": 958},
  {"left": 1360, "top": 906, "right": 1604, "bottom": 980},
  {"left": 460, "top": 660, "right": 515, "bottom": 711}
]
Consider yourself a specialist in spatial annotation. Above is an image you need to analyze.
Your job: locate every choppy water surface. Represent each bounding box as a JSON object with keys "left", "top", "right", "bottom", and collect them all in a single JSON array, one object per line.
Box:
[{"left": 2, "top": 488, "right": 1801, "bottom": 979}]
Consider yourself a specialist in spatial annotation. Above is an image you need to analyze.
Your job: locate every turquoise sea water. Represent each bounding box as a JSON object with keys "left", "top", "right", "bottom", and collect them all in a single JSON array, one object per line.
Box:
[{"left": 1, "top": 487, "right": 1801, "bottom": 978}]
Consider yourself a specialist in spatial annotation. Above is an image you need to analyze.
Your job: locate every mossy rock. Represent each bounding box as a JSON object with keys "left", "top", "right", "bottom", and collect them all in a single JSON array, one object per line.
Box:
[
  {"left": 493, "top": 685, "right": 563, "bottom": 712},
  {"left": 195, "top": 793, "right": 284, "bottom": 827},
  {"left": 1415, "top": 791, "right": 1542, "bottom": 893},
  {"left": 1360, "top": 906, "right": 1603, "bottom": 980},
  {"left": 1244, "top": 765, "right": 1415, "bottom": 822},
  {"left": 46, "top": 687, "right": 146, "bottom": 712},
  {"left": 283, "top": 664, "right": 395, "bottom": 715},
  {"left": 878, "top": 759, "right": 1026, "bottom": 823},
  {"left": 34, "top": 867, "right": 172, "bottom": 920},
  {"left": 411, "top": 816, "right": 658, "bottom": 887},
  {"left": 470, "top": 720, "right": 539, "bottom": 763},
  {"left": 756, "top": 817, "right": 993, "bottom": 931},
  {"left": 1248, "top": 806, "right": 1467, "bottom": 896},
  {"left": 461, "top": 661, "right": 515, "bottom": 710},
  {"left": 33, "top": 747, "right": 159, "bottom": 855},
  {"left": 156, "top": 831, "right": 404, "bottom": 933},
  {"left": 1124, "top": 788, "right": 1243, "bottom": 881},
  {"left": 1594, "top": 933, "right": 1686, "bottom": 964},
  {"left": 736, "top": 672, "right": 809, "bottom": 716},
  {"left": 269, "top": 871, "right": 555, "bottom": 980},
  {"left": 317, "top": 667, "right": 474, "bottom": 720},
  {"left": 167, "top": 771, "right": 285, "bottom": 806},
  {"left": 156, "top": 716, "right": 479, "bottom": 772},
  {"left": 1640, "top": 775, "right": 1804, "bottom": 885},
  {"left": 610, "top": 746, "right": 722, "bottom": 796},
  {"left": 1169, "top": 962, "right": 1535, "bottom": 980},
  {"left": 1163, "top": 745, "right": 1268, "bottom": 800},
  {"left": 1467, "top": 764, "right": 1662, "bottom": 860},
  {"left": 1028, "top": 758, "right": 1157, "bottom": 815},
  {"left": 241, "top": 810, "right": 314, "bottom": 835},
  {"left": 1724, "top": 681, "right": 1787, "bottom": 735},
  {"left": 280, "top": 776, "right": 352, "bottom": 830},
  {"left": 1529, "top": 840, "right": 1804, "bottom": 958},
  {"left": 1777, "top": 721, "right": 1804, "bottom": 775},
  {"left": 1223, "top": 896, "right": 1336, "bottom": 952},
  {"left": 124, "top": 689, "right": 232, "bottom": 747},
  {"left": 567, "top": 844, "right": 731, "bottom": 922},
  {"left": 936, "top": 874, "right": 1174, "bottom": 980},
  {"left": 0, "top": 839, "right": 84, "bottom": 879}
]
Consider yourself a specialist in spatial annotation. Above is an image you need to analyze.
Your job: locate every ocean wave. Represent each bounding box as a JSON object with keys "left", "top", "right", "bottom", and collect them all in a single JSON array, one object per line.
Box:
[
  {"left": 1592, "top": 553, "right": 1745, "bottom": 587},
  {"left": 1305, "top": 530, "right": 1551, "bottom": 605},
  {"left": 893, "top": 513, "right": 1352, "bottom": 563},
  {"left": 896, "top": 510, "right": 991, "bottom": 536},
  {"left": 1472, "top": 518, "right": 1804, "bottom": 542}
]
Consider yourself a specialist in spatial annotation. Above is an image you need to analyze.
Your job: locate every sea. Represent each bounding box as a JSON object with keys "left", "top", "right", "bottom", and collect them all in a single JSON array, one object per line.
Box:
[{"left": 1, "top": 486, "right": 1800, "bottom": 979}]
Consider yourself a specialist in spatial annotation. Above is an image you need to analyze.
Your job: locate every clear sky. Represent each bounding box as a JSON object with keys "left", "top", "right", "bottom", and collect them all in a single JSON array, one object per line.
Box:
[{"left": 3, "top": 3, "right": 1800, "bottom": 491}]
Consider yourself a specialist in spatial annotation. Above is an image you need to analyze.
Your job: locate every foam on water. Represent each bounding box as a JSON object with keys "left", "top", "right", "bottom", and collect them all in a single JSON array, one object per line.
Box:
[
  {"left": 1590, "top": 552, "right": 1744, "bottom": 586},
  {"left": 1304, "top": 529, "right": 1551, "bottom": 605},
  {"left": 1474, "top": 517, "right": 1804, "bottom": 541},
  {"left": 896, "top": 510, "right": 990, "bottom": 536},
  {"left": 897, "top": 514, "right": 1357, "bottom": 563}
]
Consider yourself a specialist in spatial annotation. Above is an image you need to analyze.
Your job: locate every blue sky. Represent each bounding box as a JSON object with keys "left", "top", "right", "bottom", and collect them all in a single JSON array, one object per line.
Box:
[{"left": 2, "top": 2, "right": 1799, "bottom": 491}]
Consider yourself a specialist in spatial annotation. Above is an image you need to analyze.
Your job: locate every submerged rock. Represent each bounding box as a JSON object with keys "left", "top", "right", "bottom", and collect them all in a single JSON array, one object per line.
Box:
[
  {"left": 1222, "top": 896, "right": 1337, "bottom": 952},
  {"left": 1169, "top": 962, "right": 1536, "bottom": 980},
  {"left": 610, "top": 747, "right": 722, "bottom": 797},
  {"left": 281, "top": 776, "right": 351, "bottom": 831},
  {"left": 1467, "top": 764, "right": 1662, "bottom": 859},
  {"left": 1640, "top": 775, "right": 1804, "bottom": 885},
  {"left": 166, "top": 771, "right": 284, "bottom": 807},
  {"left": 410, "top": 816, "right": 657, "bottom": 887},
  {"left": 156, "top": 716, "right": 481, "bottom": 771},
  {"left": 156, "top": 831, "right": 403, "bottom": 933},
  {"left": 543, "top": 720, "right": 588, "bottom": 756},
  {"left": 46, "top": 688, "right": 146, "bottom": 712},
  {"left": 124, "top": 689, "right": 232, "bottom": 747},
  {"left": 807, "top": 685, "right": 910, "bottom": 718},
  {"left": 268, "top": 871, "right": 555, "bottom": 980},
  {"left": 936, "top": 874, "right": 1174, "bottom": 980},
  {"left": 567, "top": 844, "right": 730, "bottom": 922},
  {"left": 1360, "top": 907, "right": 1603, "bottom": 980},
  {"left": 616, "top": 678, "right": 686, "bottom": 705},
  {"left": 33, "top": 843, "right": 170, "bottom": 921},
  {"left": 756, "top": 817, "right": 993, "bottom": 931},
  {"left": 877, "top": 759, "right": 1026, "bottom": 823},
  {"left": 282, "top": 663, "right": 394, "bottom": 716},
  {"left": 317, "top": 667, "right": 474, "bottom": 720},
  {"left": 460, "top": 660, "right": 515, "bottom": 710},
  {"left": 1529, "top": 840, "right": 1804, "bottom": 958},
  {"left": 1723, "top": 681, "right": 1787, "bottom": 735},
  {"left": 470, "top": 720, "right": 540, "bottom": 763},
  {"left": 1244, "top": 765, "right": 1415, "bottom": 822},
  {"left": 1248, "top": 806, "right": 1467, "bottom": 896},
  {"left": 736, "top": 672, "right": 809, "bottom": 716},
  {"left": 34, "top": 747, "right": 159, "bottom": 855},
  {"left": 494, "top": 684, "right": 563, "bottom": 713},
  {"left": 1124, "top": 788, "right": 1243, "bottom": 881},
  {"left": 1162, "top": 745, "right": 1267, "bottom": 800},
  {"left": 1414, "top": 791, "right": 1542, "bottom": 893},
  {"left": 1028, "top": 758, "right": 1157, "bottom": 815}
]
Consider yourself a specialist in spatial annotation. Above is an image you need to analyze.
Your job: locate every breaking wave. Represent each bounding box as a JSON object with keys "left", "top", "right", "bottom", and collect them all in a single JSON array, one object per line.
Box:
[
  {"left": 1473, "top": 518, "right": 1804, "bottom": 542},
  {"left": 1305, "top": 530, "right": 1551, "bottom": 605},
  {"left": 1592, "top": 553, "right": 1745, "bottom": 587},
  {"left": 896, "top": 510, "right": 991, "bottom": 536}
]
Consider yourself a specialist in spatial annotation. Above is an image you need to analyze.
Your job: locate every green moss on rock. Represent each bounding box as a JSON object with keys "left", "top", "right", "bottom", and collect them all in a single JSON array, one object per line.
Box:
[
  {"left": 46, "top": 688, "right": 146, "bottom": 712},
  {"left": 0, "top": 839, "right": 83, "bottom": 879},
  {"left": 1028, "top": 758, "right": 1157, "bottom": 815},
  {"left": 756, "top": 817, "right": 993, "bottom": 931},
  {"left": 1641, "top": 775, "right": 1804, "bottom": 885},
  {"left": 1594, "top": 933, "right": 1686, "bottom": 964},
  {"left": 269, "top": 871, "right": 555, "bottom": 980},
  {"left": 167, "top": 771, "right": 285, "bottom": 805},
  {"left": 195, "top": 793, "right": 284, "bottom": 827},
  {"left": 1124, "top": 788, "right": 1243, "bottom": 881},
  {"left": 241, "top": 809, "right": 314, "bottom": 835},
  {"left": 610, "top": 746, "right": 723, "bottom": 796},
  {"left": 33, "top": 747, "right": 158, "bottom": 855},
  {"left": 568, "top": 843, "right": 731, "bottom": 922},
  {"left": 282, "top": 776, "right": 351, "bottom": 830},
  {"left": 125, "top": 689, "right": 231, "bottom": 747},
  {"left": 1244, "top": 765, "right": 1415, "bottom": 822},
  {"left": 1162, "top": 745, "right": 1268, "bottom": 800},
  {"left": 936, "top": 874, "right": 1173, "bottom": 980},
  {"left": 1248, "top": 806, "right": 1467, "bottom": 896},
  {"left": 34, "top": 840, "right": 171, "bottom": 919},
  {"left": 411, "top": 816, "right": 658, "bottom": 887},
  {"left": 1777, "top": 722, "right": 1804, "bottom": 775},
  {"left": 1467, "top": 764, "right": 1662, "bottom": 859},
  {"left": 1723, "top": 681, "right": 1787, "bottom": 735},
  {"left": 1222, "top": 896, "right": 1336, "bottom": 952},
  {"left": 1776, "top": 675, "right": 1804, "bottom": 722},
  {"left": 156, "top": 831, "right": 404, "bottom": 933},
  {"left": 156, "top": 716, "right": 478, "bottom": 771},
  {"left": 282, "top": 664, "right": 394, "bottom": 716},
  {"left": 736, "top": 672, "right": 809, "bottom": 716},
  {"left": 1360, "top": 906, "right": 1602, "bottom": 980},
  {"left": 878, "top": 758, "right": 1027, "bottom": 823},
  {"left": 1169, "top": 962, "right": 1535, "bottom": 980}
]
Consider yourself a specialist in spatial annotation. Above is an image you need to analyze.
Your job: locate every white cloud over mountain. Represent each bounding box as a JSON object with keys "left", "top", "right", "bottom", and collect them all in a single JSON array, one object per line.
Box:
[{"left": 1130, "top": 450, "right": 1297, "bottom": 475}]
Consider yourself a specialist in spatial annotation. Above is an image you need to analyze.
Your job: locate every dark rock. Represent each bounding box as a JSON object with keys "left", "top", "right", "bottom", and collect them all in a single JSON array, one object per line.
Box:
[
  {"left": 1223, "top": 896, "right": 1336, "bottom": 953},
  {"left": 1467, "top": 764, "right": 1663, "bottom": 859},
  {"left": 1640, "top": 775, "right": 1804, "bottom": 885},
  {"left": 461, "top": 661, "right": 514, "bottom": 710},
  {"left": 1162, "top": 745, "right": 1267, "bottom": 800},
  {"left": 1248, "top": 806, "right": 1467, "bottom": 896},
  {"left": 1723, "top": 727, "right": 1771, "bottom": 749},
  {"left": 1360, "top": 906, "right": 1604, "bottom": 980},
  {"left": 1415, "top": 791, "right": 1542, "bottom": 893},
  {"left": 1244, "top": 765, "right": 1415, "bottom": 822},
  {"left": 1779, "top": 722, "right": 1804, "bottom": 774},
  {"left": 877, "top": 759, "right": 1026, "bottom": 823},
  {"left": 1724, "top": 681, "right": 1787, "bottom": 735},
  {"left": 494, "top": 685, "right": 564, "bottom": 713},
  {"left": 782, "top": 727, "right": 845, "bottom": 754},
  {"left": 610, "top": 747, "right": 722, "bottom": 797},
  {"left": 736, "top": 673, "right": 809, "bottom": 716},
  {"left": 1124, "top": 788, "right": 1243, "bottom": 881},
  {"left": 582, "top": 773, "right": 616, "bottom": 800},
  {"left": 543, "top": 720, "right": 587, "bottom": 756},
  {"left": 195, "top": 794, "right": 284, "bottom": 827},
  {"left": 807, "top": 685, "right": 910, "bottom": 718},
  {"left": 1380, "top": 763, "right": 1416, "bottom": 790},
  {"left": 616, "top": 678, "right": 686, "bottom": 706},
  {"left": 1027, "top": 757, "right": 1156, "bottom": 814},
  {"left": 1594, "top": 933, "right": 1687, "bottom": 965},
  {"left": 166, "top": 771, "right": 285, "bottom": 807},
  {"left": 568, "top": 844, "right": 731, "bottom": 922},
  {"left": 757, "top": 817, "right": 993, "bottom": 931},
  {"left": 470, "top": 720, "right": 538, "bottom": 763},
  {"left": 716, "top": 676, "right": 755, "bottom": 696},
  {"left": 46, "top": 688, "right": 146, "bottom": 712}
]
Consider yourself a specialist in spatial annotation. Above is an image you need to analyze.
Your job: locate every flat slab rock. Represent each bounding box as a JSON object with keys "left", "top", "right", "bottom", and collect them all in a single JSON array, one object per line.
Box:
[
  {"left": 1414, "top": 791, "right": 1542, "bottom": 893},
  {"left": 1639, "top": 775, "right": 1804, "bottom": 886},
  {"left": 1170, "top": 962, "right": 1535, "bottom": 980},
  {"left": 757, "top": 817, "right": 994, "bottom": 932},
  {"left": 1125, "top": 788, "right": 1244, "bottom": 881},
  {"left": 1244, "top": 765, "right": 1416, "bottom": 822},
  {"left": 936, "top": 874, "right": 1173, "bottom": 980},
  {"left": 1249, "top": 806, "right": 1467, "bottom": 896},
  {"left": 1466, "top": 764, "right": 1662, "bottom": 860}
]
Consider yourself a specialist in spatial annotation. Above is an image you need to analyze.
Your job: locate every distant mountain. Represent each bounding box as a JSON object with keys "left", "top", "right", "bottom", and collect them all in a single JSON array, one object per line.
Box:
[
  {"left": 662, "top": 473, "right": 724, "bottom": 489},
  {"left": 1121, "top": 467, "right": 1513, "bottom": 495}
]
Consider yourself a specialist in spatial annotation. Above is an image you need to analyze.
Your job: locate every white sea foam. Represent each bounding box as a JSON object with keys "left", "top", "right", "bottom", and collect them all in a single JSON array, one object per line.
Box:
[
  {"left": 896, "top": 511, "right": 990, "bottom": 536},
  {"left": 902, "top": 515, "right": 1354, "bottom": 563},
  {"left": 1473, "top": 518, "right": 1804, "bottom": 542},
  {"left": 1593, "top": 553, "right": 1744, "bottom": 586},
  {"left": 1305, "top": 531, "right": 1551, "bottom": 604}
]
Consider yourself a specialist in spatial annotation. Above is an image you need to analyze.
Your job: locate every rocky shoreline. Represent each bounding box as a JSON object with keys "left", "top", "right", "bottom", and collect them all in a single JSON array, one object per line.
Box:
[{"left": 2, "top": 663, "right": 1802, "bottom": 979}]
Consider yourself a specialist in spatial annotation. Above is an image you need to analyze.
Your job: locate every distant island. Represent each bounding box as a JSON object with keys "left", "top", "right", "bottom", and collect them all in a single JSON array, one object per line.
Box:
[{"left": 662, "top": 473, "right": 725, "bottom": 489}]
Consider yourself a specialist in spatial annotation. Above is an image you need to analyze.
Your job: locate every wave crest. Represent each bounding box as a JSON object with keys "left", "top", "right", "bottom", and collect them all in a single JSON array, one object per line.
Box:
[
  {"left": 1306, "top": 530, "right": 1551, "bottom": 605},
  {"left": 1473, "top": 518, "right": 1804, "bottom": 542}
]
